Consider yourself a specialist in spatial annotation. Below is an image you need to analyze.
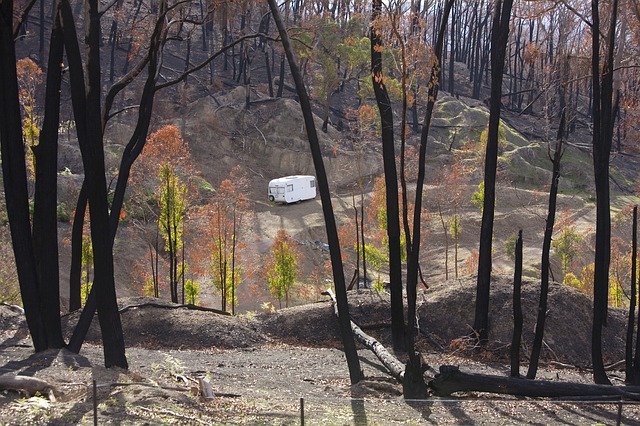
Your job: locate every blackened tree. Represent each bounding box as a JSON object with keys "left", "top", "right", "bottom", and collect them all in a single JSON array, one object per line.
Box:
[
  {"left": 474, "top": 0, "right": 514, "bottom": 344},
  {"left": 267, "top": 0, "right": 363, "bottom": 385}
]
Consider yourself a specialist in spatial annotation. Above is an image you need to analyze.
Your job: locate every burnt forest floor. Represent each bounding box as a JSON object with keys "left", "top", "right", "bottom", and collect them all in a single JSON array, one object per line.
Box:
[{"left": 2, "top": 283, "right": 640, "bottom": 424}]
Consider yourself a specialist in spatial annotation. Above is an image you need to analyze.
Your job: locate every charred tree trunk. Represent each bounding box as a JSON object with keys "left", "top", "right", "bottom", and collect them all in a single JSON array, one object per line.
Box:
[
  {"left": 511, "top": 230, "right": 523, "bottom": 378},
  {"left": 448, "top": 1, "right": 455, "bottom": 95},
  {"left": 591, "top": 0, "right": 618, "bottom": 386},
  {"left": 403, "top": 0, "right": 454, "bottom": 399},
  {"left": 60, "top": 0, "right": 127, "bottom": 368},
  {"left": 627, "top": 206, "right": 637, "bottom": 384},
  {"left": 268, "top": 0, "right": 363, "bottom": 384},
  {"left": 371, "top": 0, "right": 405, "bottom": 352},
  {"left": 430, "top": 365, "right": 640, "bottom": 398},
  {"left": 265, "top": 51, "right": 273, "bottom": 97},
  {"left": 69, "top": 184, "right": 87, "bottom": 311},
  {"left": 277, "top": 57, "right": 285, "bottom": 98},
  {"left": 32, "top": 6, "right": 65, "bottom": 348},
  {"left": 0, "top": 0, "right": 48, "bottom": 352},
  {"left": 324, "top": 290, "right": 404, "bottom": 381},
  {"left": 527, "top": 111, "right": 565, "bottom": 379},
  {"left": 474, "top": 0, "right": 514, "bottom": 344}
]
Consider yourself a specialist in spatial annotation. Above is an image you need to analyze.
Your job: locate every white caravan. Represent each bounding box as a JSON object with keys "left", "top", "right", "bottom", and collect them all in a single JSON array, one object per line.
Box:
[{"left": 268, "top": 175, "right": 317, "bottom": 204}]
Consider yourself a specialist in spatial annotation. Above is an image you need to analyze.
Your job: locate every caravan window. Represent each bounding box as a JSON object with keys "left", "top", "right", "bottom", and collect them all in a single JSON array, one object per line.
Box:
[
  {"left": 269, "top": 187, "right": 277, "bottom": 194},
  {"left": 310, "top": 179, "right": 316, "bottom": 188},
  {"left": 287, "top": 184, "right": 293, "bottom": 192},
  {"left": 277, "top": 187, "right": 285, "bottom": 194}
]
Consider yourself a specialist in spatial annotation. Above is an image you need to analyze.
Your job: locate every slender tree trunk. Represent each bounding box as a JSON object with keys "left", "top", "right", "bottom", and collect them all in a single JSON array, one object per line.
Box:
[
  {"left": 474, "top": 0, "right": 514, "bottom": 344},
  {"left": 0, "top": 0, "right": 48, "bottom": 352},
  {"left": 371, "top": 0, "right": 405, "bottom": 351},
  {"left": 404, "top": 0, "right": 454, "bottom": 399},
  {"left": 265, "top": 51, "right": 273, "bottom": 97},
  {"left": 32, "top": 5, "right": 64, "bottom": 348},
  {"left": 268, "top": 0, "right": 363, "bottom": 384},
  {"left": 591, "top": 0, "right": 618, "bottom": 385},
  {"left": 277, "top": 57, "right": 285, "bottom": 98},
  {"left": 627, "top": 206, "right": 637, "bottom": 384},
  {"left": 69, "top": 184, "right": 87, "bottom": 311},
  {"left": 66, "top": 0, "right": 167, "bottom": 355},
  {"left": 438, "top": 205, "right": 449, "bottom": 280},
  {"left": 60, "top": 0, "right": 127, "bottom": 368},
  {"left": 511, "top": 229, "right": 523, "bottom": 378},
  {"left": 448, "top": 1, "right": 455, "bottom": 95},
  {"left": 230, "top": 207, "right": 237, "bottom": 315},
  {"left": 527, "top": 112, "right": 565, "bottom": 379}
]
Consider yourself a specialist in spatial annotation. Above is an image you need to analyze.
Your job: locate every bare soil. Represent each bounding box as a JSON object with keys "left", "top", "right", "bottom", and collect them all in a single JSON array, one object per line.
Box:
[{"left": 2, "top": 281, "right": 640, "bottom": 424}]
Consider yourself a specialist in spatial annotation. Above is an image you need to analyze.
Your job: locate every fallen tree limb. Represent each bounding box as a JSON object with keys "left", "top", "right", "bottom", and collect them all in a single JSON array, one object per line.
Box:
[
  {"left": 0, "top": 374, "right": 57, "bottom": 400},
  {"left": 548, "top": 359, "right": 626, "bottom": 371},
  {"left": 429, "top": 365, "right": 640, "bottom": 399},
  {"left": 118, "top": 303, "right": 230, "bottom": 316},
  {"left": 323, "top": 290, "right": 405, "bottom": 382}
]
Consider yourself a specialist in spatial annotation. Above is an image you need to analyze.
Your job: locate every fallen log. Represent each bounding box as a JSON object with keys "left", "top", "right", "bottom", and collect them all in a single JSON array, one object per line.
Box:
[
  {"left": 118, "top": 303, "right": 230, "bottom": 316},
  {"left": 0, "top": 374, "right": 57, "bottom": 400},
  {"left": 322, "top": 290, "right": 405, "bottom": 382},
  {"left": 429, "top": 365, "right": 640, "bottom": 400}
]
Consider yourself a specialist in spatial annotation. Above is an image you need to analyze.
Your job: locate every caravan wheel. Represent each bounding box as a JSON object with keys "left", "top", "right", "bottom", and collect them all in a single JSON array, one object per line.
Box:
[{"left": 269, "top": 195, "right": 275, "bottom": 202}]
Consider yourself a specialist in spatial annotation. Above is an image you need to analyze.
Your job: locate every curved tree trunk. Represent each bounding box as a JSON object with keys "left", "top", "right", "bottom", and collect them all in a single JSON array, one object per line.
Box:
[
  {"left": 267, "top": 0, "right": 362, "bottom": 384},
  {"left": 403, "top": 0, "right": 454, "bottom": 399},
  {"left": 60, "top": 0, "right": 127, "bottom": 369}
]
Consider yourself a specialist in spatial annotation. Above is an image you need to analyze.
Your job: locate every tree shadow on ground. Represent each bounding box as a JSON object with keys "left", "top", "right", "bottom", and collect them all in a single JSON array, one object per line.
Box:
[
  {"left": 485, "top": 400, "right": 547, "bottom": 425},
  {"left": 0, "top": 325, "right": 31, "bottom": 354},
  {"left": 350, "top": 395, "right": 368, "bottom": 426},
  {"left": 406, "top": 398, "right": 436, "bottom": 424}
]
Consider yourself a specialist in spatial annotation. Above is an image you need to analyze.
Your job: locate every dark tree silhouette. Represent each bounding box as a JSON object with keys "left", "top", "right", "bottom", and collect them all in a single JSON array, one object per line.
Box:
[
  {"left": 527, "top": 110, "right": 566, "bottom": 379},
  {"left": 627, "top": 206, "right": 637, "bottom": 384},
  {"left": 403, "top": 0, "right": 454, "bottom": 399},
  {"left": 59, "top": 0, "right": 128, "bottom": 368},
  {"left": 474, "top": 0, "right": 514, "bottom": 344},
  {"left": 590, "top": 0, "right": 618, "bottom": 385},
  {"left": 32, "top": 6, "right": 65, "bottom": 349},
  {"left": 511, "top": 229, "right": 523, "bottom": 378},
  {"left": 0, "top": 0, "right": 47, "bottom": 351},
  {"left": 371, "top": 0, "right": 405, "bottom": 352},
  {"left": 267, "top": 0, "right": 363, "bottom": 385}
]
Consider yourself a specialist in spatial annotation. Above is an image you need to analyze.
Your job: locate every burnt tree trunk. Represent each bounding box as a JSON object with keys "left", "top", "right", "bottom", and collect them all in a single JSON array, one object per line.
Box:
[
  {"left": 371, "top": 0, "right": 405, "bottom": 352},
  {"left": 32, "top": 6, "right": 65, "bottom": 348},
  {"left": 511, "top": 229, "right": 523, "bottom": 378},
  {"left": 404, "top": 0, "right": 454, "bottom": 399},
  {"left": 474, "top": 0, "right": 514, "bottom": 343},
  {"left": 591, "top": 0, "right": 618, "bottom": 386},
  {"left": 627, "top": 206, "right": 637, "bottom": 384},
  {"left": 0, "top": 0, "right": 48, "bottom": 352},
  {"left": 69, "top": 184, "right": 87, "bottom": 311},
  {"left": 277, "top": 57, "right": 285, "bottom": 98},
  {"left": 60, "top": 0, "right": 127, "bottom": 368},
  {"left": 527, "top": 111, "right": 566, "bottom": 379},
  {"left": 267, "top": 0, "right": 363, "bottom": 384},
  {"left": 324, "top": 290, "right": 404, "bottom": 382},
  {"left": 430, "top": 365, "right": 640, "bottom": 398},
  {"left": 447, "top": 0, "right": 455, "bottom": 95}
]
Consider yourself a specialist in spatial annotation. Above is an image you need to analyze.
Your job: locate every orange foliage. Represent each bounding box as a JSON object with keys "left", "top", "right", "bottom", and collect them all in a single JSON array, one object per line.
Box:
[{"left": 16, "top": 57, "right": 43, "bottom": 108}]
